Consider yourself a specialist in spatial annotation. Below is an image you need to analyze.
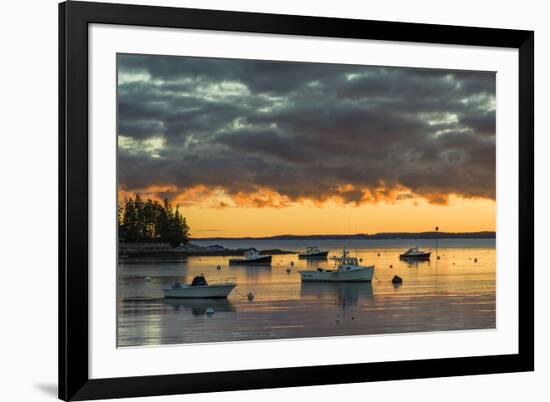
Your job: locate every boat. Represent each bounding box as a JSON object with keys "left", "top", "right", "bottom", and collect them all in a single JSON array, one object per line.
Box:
[
  {"left": 299, "top": 249, "right": 374, "bottom": 282},
  {"left": 298, "top": 246, "right": 329, "bottom": 259},
  {"left": 399, "top": 247, "right": 431, "bottom": 260},
  {"left": 163, "top": 275, "right": 236, "bottom": 299},
  {"left": 229, "top": 249, "right": 272, "bottom": 265}
]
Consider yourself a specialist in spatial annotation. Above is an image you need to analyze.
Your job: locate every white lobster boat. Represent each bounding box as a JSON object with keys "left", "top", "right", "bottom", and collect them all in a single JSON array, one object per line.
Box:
[
  {"left": 299, "top": 250, "right": 374, "bottom": 282},
  {"left": 163, "top": 275, "right": 236, "bottom": 299}
]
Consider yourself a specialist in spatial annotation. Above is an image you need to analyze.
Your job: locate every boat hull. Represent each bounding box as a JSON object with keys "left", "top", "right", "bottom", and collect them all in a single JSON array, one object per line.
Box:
[
  {"left": 298, "top": 250, "right": 329, "bottom": 259},
  {"left": 399, "top": 252, "right": 431, "bottom": 260},
  {"left": 299, "top": 266, "right": 374, "bottom": 282},
  {"left": 229, "top": 255, "right": 272, "bottom": 265},
  {"left": 163, "top": 284, "right": 236, "bottom": 299}
]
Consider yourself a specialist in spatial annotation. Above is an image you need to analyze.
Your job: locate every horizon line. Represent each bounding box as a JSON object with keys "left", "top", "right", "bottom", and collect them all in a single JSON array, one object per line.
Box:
[{"left": 190, "top": 230, "right": 496, "bottom": 240}]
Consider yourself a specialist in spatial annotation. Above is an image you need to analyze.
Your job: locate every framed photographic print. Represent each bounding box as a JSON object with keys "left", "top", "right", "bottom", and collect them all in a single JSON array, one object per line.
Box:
[{"left": 59, "top": 1, "right": 534, "bottom": 400}]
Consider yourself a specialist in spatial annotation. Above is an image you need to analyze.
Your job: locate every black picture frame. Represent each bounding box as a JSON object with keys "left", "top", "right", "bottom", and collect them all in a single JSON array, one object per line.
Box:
[{"left": 59, "top": 1, "right": 534, "bottom": 400}]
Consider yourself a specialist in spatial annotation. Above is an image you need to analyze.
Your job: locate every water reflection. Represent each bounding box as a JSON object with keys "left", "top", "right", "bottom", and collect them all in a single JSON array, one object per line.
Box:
[
  {"left": 300, "top": 282, "right": 373, "bottom": 307},
  {"left": 306, "top": 258, "right": 330, "bottom": 268},
  {"left": 228, "top": 265, "right": 272, "bottom": 282},
  {"left": 118, "top": 240, "right": 496, "bottom": 346},
  {"left": 164, "top": 298, "right": 236, "bottom": 316},
  {"left": 402, "top": 259, "right": 431, "bottom": 268}
]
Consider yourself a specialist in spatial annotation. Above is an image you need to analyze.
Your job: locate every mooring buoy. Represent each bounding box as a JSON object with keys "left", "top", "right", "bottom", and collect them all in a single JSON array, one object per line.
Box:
[{"left": 392, "top": 275, "right": 403, "bottom": 284}]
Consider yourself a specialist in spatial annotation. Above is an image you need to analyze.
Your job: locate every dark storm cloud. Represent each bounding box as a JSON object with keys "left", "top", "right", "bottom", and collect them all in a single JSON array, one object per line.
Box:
[{"left": 117, "top": 54, "right": 496, "bottom": 205}]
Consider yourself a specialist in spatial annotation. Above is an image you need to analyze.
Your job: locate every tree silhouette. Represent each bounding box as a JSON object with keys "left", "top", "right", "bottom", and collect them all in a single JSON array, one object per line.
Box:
[{"left": 118, "top": 194, "right": 190, "bottom": 247}]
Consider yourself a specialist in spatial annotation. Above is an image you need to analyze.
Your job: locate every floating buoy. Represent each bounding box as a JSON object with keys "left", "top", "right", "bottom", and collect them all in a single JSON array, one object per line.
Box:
[
  {"left": 286, "top": 268, "right": 291, "bottom": 273},
  {"left": 144, "top": 276, "right": 151, "bottom": 282},
  {"left": 206, "top": 307, "right": 215, "bottom": 316},
  {"left": 389, "top": 264, "right": 393, "bottom": 268},
  {"left": 437, "top": 256, "right": 441, "bottom": 260},
  {"left": 392, "top": 275, "right": 403, "bottom": 284},
  {"left": 247, "top": 292, "right": 254, "bottom": 301},
  {"left": 216, "top": 265, "right": 221, "bottom": 270},
  {"left": 474, "top": 258, "right": 478, "bottom": 263}
]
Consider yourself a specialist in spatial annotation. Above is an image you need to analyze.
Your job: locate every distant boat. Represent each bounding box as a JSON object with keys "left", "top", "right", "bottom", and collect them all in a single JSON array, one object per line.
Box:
[
  {"left": 399, "top": 247, "right": 431, "bottom": 260},
  {"left": 229, "top": 249, "right": 272, "bottom": 265},
  {"left": 299, "top": 249, "right": 374, "bottom": 282},
  {"left": 298, "top": 246, "right": 329, "bottom": 259},
  {"left": 163, "top": 275, "right": 236, "bottom": 299}
]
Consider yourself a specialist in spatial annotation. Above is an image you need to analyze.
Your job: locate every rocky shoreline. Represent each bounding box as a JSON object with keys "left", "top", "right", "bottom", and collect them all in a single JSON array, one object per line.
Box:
[{"left": 118, "top": 242, "right": 295, "bottom": 260}]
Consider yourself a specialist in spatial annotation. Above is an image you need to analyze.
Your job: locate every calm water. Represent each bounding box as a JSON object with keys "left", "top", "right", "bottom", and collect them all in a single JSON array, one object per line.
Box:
[{"left": 117, "top": 239, "right": 496, "bottom": 347}]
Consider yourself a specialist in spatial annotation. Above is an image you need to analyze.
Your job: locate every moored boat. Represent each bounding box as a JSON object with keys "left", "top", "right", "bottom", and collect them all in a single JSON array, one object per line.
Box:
[
  {"left": 299, "top": 249, "right": 374, "bottom": 282},
  {"left": 298, "top": 246, "right": 329, "bottom": 259},
  {"left": 229, "top": 249, "right": 272, "bottom": 265},
  {"left": 163, "top": 275, "right": 236, "bottom": 299},
  {"left": 399, "top": 247, "right": 431, "bottom": 260}
]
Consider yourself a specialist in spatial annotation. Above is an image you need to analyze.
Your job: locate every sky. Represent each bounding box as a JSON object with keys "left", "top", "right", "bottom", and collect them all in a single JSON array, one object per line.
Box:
[{"left": 117, "top": 54, "right": 496, "bottom": 237}]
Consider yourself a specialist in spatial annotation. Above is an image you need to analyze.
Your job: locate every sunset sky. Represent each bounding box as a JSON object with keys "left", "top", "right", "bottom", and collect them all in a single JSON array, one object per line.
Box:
[{"left": 117, "top": 54, "right": 496, "bottom": 237}]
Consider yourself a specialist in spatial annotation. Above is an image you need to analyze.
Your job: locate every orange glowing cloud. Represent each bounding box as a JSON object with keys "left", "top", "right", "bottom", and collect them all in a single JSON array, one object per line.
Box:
[{"left": 119, "top": 182, "right": 487, "bottom": 210}]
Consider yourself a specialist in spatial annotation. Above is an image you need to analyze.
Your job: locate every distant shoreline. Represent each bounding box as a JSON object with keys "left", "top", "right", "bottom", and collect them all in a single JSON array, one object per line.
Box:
[{"left": 191, "top": 231, "right": 496, "bottom": 241}]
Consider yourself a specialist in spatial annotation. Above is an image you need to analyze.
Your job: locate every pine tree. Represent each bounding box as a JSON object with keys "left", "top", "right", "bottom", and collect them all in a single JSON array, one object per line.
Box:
[{"left": 118, "top": 194, "right": 190, "bottom": 247}]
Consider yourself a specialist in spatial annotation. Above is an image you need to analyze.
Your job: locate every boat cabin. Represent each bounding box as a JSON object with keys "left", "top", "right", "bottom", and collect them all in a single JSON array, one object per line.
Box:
[
  {"left": 331, "top": 250, "right": 360, "bottom": 268},
  {"left": 191, "top": 274, "right": 208, "bottom": 286},
  {"left": 244, "top": 249, "right": 260, "bottom": 259}
]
